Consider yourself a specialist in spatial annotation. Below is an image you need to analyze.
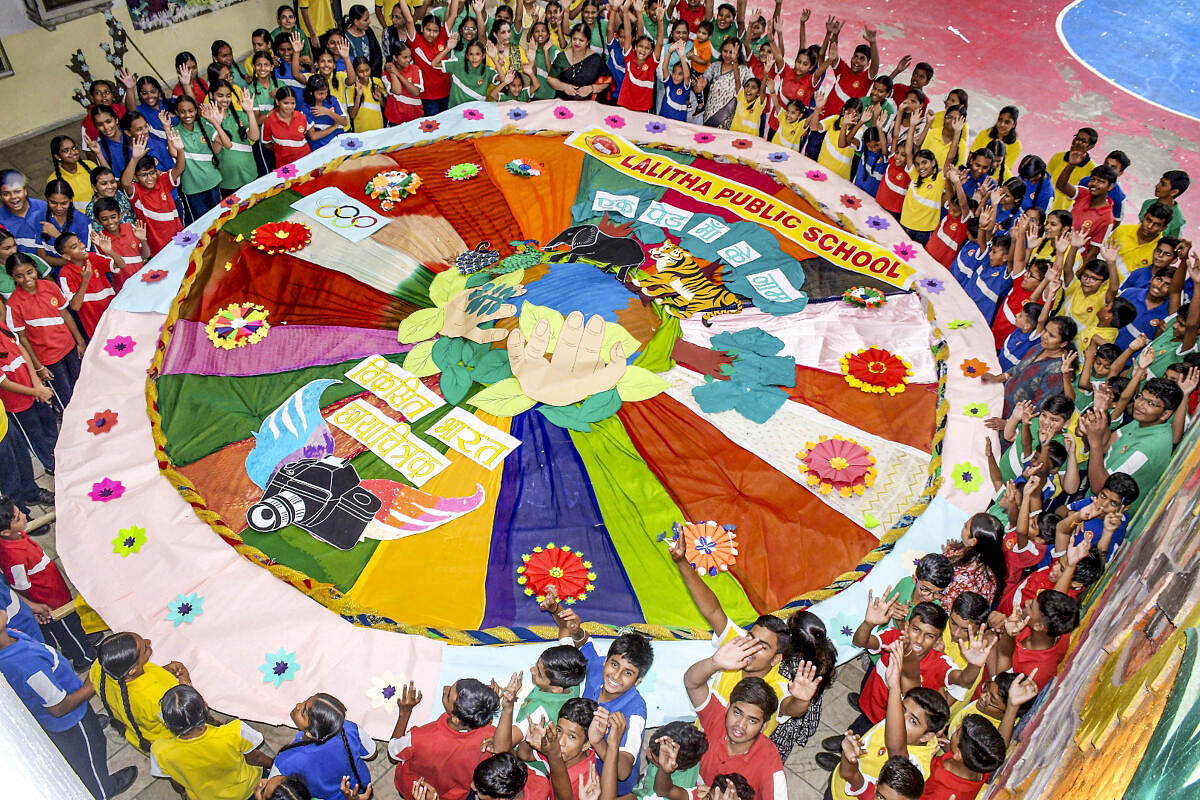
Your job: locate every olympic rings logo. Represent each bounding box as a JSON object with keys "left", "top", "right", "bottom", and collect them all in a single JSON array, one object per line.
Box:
[{"left": 315, "top": 204, "right": 379, "bottom": 229}]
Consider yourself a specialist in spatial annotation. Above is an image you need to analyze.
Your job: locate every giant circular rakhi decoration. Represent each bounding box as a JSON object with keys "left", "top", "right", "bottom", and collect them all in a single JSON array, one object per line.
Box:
[
  {"left": 842, "top": 286, "right": 886, "bottom": 309},
  {"left": 205, "top": 302, "right": 270, "bottom": 350},
  {"left": 365, "top": 169, "right": 422, "bottom": 210},
  {"left": 517, "top": 543, "right": 596, "bottom": 605},
  {"left": 247, "top": 221, "right": 311, "bottom": 254},
  {"left": 840, "top": 346, "right": 913, "bottom": 395},
  {"left": 67, "top": 101, "right": 970, "bottom": 672},
  {"left": 797, "top": 435, "right": 877, "bottom": 497}
]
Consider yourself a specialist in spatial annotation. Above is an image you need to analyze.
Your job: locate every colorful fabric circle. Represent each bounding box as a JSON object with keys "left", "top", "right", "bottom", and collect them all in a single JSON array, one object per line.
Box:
[
  {"left": 248, "top": 221, "right": 311, "bottom": 254},
  {"left": 206, "top": 302, "right": 271, "bottom": 350},
  {"left": 517, "top": 543, "right": 596, "bottom": 604},
  {"left": 840, "top": 347, "right": 913, "bottom": 395},
  {"left": 798, "top": 435, "right": 877, "bottom": 497}
]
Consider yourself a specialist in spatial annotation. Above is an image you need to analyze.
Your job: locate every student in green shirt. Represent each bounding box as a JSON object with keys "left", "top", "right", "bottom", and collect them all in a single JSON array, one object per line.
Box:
[
  {"left": 203, "top": 81, "right": 261, "bottom": 194},
  {"left": 0, "top": 230, "right": 51, "bottom": 297},
  {"left": 515, "top": 644, "right": 587, "bottom": 733},
  {"left": 636, "top": 721, "right": 708, "bottom": 800},
  {"left": 432, "top": 36, "right": 499, "bottom": 106},
  {"left": 1138, "top": 170, "right": 1189, "bottom": 239},
  {"left": 707, "top": 0, "right": 746, "bottom": 61},
  {"left": 170, "top": 96, "right": 223, "bottom": 222},
  {"left": 525, "top": 21, "right": 561, "bottom": 100}
]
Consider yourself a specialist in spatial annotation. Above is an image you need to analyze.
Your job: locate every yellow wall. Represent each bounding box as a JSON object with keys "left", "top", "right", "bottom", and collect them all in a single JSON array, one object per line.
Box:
[{"left": 0, "top": 0, "right": 277, "bottom": 144}]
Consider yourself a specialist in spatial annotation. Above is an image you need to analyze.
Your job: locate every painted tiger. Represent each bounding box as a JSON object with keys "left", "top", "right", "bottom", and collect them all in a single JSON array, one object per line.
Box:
[{"left": 633, "top": 240, "right": 743, "bottom": 325}]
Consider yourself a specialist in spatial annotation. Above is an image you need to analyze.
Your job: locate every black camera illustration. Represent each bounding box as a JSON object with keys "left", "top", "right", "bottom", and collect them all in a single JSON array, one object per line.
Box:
[{"left": 246, "top": 456, "right": 382, "bottom": 550}]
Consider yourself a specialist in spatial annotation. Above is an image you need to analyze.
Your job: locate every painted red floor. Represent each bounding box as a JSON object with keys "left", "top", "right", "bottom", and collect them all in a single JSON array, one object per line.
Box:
[{"left": 770, "top": 1, "right": 1199, "bottom": 228}]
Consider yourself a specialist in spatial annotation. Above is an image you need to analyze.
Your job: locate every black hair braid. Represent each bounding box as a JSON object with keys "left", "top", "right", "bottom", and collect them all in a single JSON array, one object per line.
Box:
[
  {"left": 229, "top": 103, "right": 249, "bottom": 144},
  {"left": 340, "top": 728, "right": 365, "bottom": 789},
  {"left": 199, "top": 118, "right": 219, "bottom": 169},
  {"left": 118, "top": 675, "right": 151, "bottom": 752}
]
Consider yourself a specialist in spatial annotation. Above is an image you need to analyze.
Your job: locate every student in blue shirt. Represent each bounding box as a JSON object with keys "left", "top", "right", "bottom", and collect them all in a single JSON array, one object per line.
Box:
[
  {"left": 272, "top": 692, "right": 376, "bottom": 799},
  {"left": 961, "top": 148, "right": 997, "bottom": 202},
  {"left": 1018, "top": 154, "right": 1054, "bottom": 214},
  {"left": 1046, "top": 472, "right": 1138, "bottom": 568},
  {"left": 852, "top": 126, "right": 888, "bottom": 197},
  {"left": 1115, "top": 268, "right": 1174, "bottom": 350},
  {"left": 0, "top": 171, "right": 50, "bottom": 256},
  {"left": 950, "top": 218, "right": 989, "bottom": 288},
  {"left": 0, "top": 573, "right": 42, "bottom": 642},
  {"left": 962, "top": 234, "right": 1014, "bottom": 325},
  {"left": 303, "top": 74, "right": 349, "bottom": 150},
  {"left": 998, "top": 300, "right": 1049, "bottom": 371},
  {"left": 658, "top": 40, "right": 692, "bottom": 121},
  {"left": 0, "top": 608, "right": 137, "bottom": 798},
  {"left": 545, "top": 594, "right": 650, "bottom": 797}
]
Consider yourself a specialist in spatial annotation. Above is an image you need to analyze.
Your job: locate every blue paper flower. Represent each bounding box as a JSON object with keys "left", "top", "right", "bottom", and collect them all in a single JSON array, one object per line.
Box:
[
  {"left": 645, "top": 120, "right": 666, "bottom": 134},
  {"left": 865, "top": 215, "right": 890, "bottom": 231},
  {"left": 165, "top": 592, "right": 203, "bottom": 626},
  {"left": 508, "top": 107, "right": 528, "bottom": 121},
  {"left": 339, "top": 136, "right": 363, "bottom": 150},
  {"left": 767, "top": 151, "right": 790, "bottom": 162},
  {"left": 916, "top": 276, "right": 945, "bottom": 294},
  {"left": 259, "top": 648, "right": 300, "bottom": 687},
  {"left": 828, "top": 610, "right": 860, "bottom": 649},
  {"left": 172, "top": 230, "right": 199, "bottom": 247}
]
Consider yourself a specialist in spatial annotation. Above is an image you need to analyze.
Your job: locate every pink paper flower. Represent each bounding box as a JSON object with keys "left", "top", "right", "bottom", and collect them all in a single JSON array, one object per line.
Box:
[
  {"left": 273, "top": 164, "right": 298, "bottom": 179},
  {"left": 840, "top": 194, "right": 863, "bottom": 209},
  {"left": 553, "top": 105, "right": 574, "bottom": 120},
  {"left": 693, "top": 132, "right": 715, "bottom": 144},
  {"left": 88, "top": 477, "right": 125, "bottom": 503},
  {"left": 892, "top": 242, "right": 918, "bottom": 261},
  {"left": 604, "top": 114, "right": 626, "bottom": 129},
  {"left": 462, "top": 108, "right": 484, "bottom": 120},
  {"left": 103, "top": 335, "right": 136, "bottom": 357},
  {"left": 219, "top": 193, "right": 241, "bottom": 209},
  {"left": 805, "top": 169, "right": 828, "bottom": 181}
]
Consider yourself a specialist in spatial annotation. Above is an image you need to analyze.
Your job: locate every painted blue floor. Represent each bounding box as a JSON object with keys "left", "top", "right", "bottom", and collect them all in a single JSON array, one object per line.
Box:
[{"left": 1060, "top": 0, "right": 1200, "bottom": 119}]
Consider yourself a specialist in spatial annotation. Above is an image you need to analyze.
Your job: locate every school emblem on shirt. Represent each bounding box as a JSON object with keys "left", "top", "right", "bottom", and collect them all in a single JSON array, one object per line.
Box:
[{"left": 51, "top": 298, "right": 59, "bottom": 307}]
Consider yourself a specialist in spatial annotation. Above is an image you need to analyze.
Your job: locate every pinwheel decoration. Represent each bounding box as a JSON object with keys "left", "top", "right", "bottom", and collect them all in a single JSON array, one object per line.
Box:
[
  {"left": 517, "top": 543, "right": 596, "bottom": 605},
  {"left": 798, "top": 435, "right": 877, "bottom": 497}
]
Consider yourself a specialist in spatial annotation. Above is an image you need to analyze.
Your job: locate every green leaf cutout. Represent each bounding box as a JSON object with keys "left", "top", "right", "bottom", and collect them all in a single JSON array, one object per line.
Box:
[
  {"left": 402, "top": 340, "right": 440, "bottom": 377},
  {"left": 616, "top": 366, "right": 670, "bottom": 402},
  {"left": 428, "top": 269, "right": 470, "bottom": 308},
  {"left": 396, "top": 307, "right": 445, "bottom": 344},
  {"left": 469, "top": 377, "right": 538, "bottom": 416},
  {"left": 439, "top": 364, "right": 474, "bottom": 406},
  {"left": 538, "top": 403, "right": 593, "bottom": 432}
]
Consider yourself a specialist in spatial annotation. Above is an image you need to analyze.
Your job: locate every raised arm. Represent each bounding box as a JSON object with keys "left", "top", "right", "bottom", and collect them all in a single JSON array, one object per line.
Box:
[
  {"left": 862, "top": 26, "right": 879, "bottom": 78},
  {"left": 684, "top": 637, "right": 763, "bottom": 707},
  {"left": 668, "top": 532, "right": 730, "bottom": 633},
  {"left": 851, "top": 587, "right": 895, "bottom": 651},
  {"left": 882, "top": 641, "right": 909, "bottom": 758}
]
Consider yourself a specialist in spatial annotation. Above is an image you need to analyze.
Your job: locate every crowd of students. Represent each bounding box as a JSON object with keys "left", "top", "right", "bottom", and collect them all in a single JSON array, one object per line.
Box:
[{"left": 0, "top": 1, "right": 1196, "bottom": 799}]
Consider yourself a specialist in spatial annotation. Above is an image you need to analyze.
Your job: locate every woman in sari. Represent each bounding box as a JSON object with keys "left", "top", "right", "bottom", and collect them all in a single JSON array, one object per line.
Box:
[
  {"left": 699, "top": 38, "right": 755, "bottom": 129},
  {"left": 546, "top": 23, "right": 610, "bottom": 100},
  {"left": 991, "top": 315, "right": 1078, "bottom": 415}
]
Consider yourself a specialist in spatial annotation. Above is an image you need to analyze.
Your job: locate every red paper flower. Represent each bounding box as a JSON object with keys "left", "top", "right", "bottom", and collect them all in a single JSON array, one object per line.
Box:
[
  {"left": 86, "top": 409, "right": 118, "bottom": 435},
  {"left": 141, "top": 269, "right": 168, "bottom": 284},
  {"left": 840, "top": 347, "right": 913, "bottom": 395},
  {"left": 797, "top": 435, "right": 877, "bottom": 497},
  {"left": 840, "top": 194, "right": 863, "bottom": 209},
  {"left": 731, "top": 138, "right": 753, "bottom": 149},
  {"left": 676, "top": 520, "right": 738, "bottom": 577},
  {"left": 517, "top": 543, "right": 596, "bottom": 604},
  {"left": 960, "top": 358, "right": 988, "bottom": 378},
  {"left": 248, "top": 221, "right": 311, "bottom": 254},
  {"left": 418, "top": 119, "right": 440, "bottom": 132}
]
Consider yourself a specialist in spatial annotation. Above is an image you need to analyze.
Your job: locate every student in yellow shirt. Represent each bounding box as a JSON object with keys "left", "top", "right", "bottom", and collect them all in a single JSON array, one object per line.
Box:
[
  {"left": 151, "top": 685, "right": 272, "bottom": 800},
  {"left": 299, "top": 0, "right": 338, "bottom": 40},
  {"left": 917, "top": 102, "right": 968, "bottom": 172},
  {"left": 730, "top": 77, "right": 768, "bottom": 136},
  {"left": 900, "top": 111, "right": 961, "bottom": 244},
  {"left": 1047, "top": 127, "right": 1099, "bottom": 211},
  {"left": 971, "top": 105, "right": 1022, "bottom": 181},
  {"left": 772, "top": 98, "right": 808, "bottom": 152},
  {"left": 91, "top": 632, "right": 186, "bottom": 752},
  {"left": 811, "top": 95, "right": 864, "bottom": 182},
  {"left": 1107, "top": 203, "right": 1172, "bottom": 283},
  {"left": 348, "top": 58, "right": 388, "bottom": 132}
]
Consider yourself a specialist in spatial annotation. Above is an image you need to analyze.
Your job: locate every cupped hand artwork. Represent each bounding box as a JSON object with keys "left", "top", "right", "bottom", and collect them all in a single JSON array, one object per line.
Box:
[{"left": 148, "top": 125, "right": 946, "bottom": 642}]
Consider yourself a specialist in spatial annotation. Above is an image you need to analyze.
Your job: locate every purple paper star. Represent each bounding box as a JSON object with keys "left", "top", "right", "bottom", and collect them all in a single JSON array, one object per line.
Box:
[
  {"left": 767, "top": 151, "right": 789, "bottom": 162},
  {"left": 866, "top": 215, "right": 890, "bottom": 231},
  {"left": 172, "top": 230, "right": 199, "bottom": 247},
  {"left": 917, "top": 277, "right": 945, "bottom": 294}
]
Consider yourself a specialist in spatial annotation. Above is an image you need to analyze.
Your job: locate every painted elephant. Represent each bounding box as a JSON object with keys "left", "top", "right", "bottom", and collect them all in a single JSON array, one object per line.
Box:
[{"left": 545, "top": 222, "right": 646, "bottom": 281}]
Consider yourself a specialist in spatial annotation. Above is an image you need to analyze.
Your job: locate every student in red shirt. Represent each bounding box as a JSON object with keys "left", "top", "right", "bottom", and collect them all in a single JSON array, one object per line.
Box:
[
  {"left": 891, "top": 59, "right": 933, "bottom": 110},
  {"left": 261, "top": 88, "right": 313, "bottom": 168},
  {"left": 925, "top": 164, "right": 971, "bottom": 267},
  {"left": 993, "top": 589, "right": 1080, "bottom": 690},
  {"left": 397, "top": 0, "right": 452, "bottom": 114},
  {"left": 997, "top": 531, "right": 1102, "bottom": 615},
  {"left": 0, "top": 327, "right": 57, "bottom": 475},
  {"left": 674, "top": 0, "right": 707, "bottom": 35},
  {"left": 54, "top": 232, "right": 119, "bottom": 337},
  {"left": 1055, "top": 156, "right": 1117, "bottom": 256},
  {"left": 3, "top": 254, "right": 86, "bottom": 407},
  {"left": 388, "top": 678, "right": 500, "bottom": 800},
  {"left": 822, "top": 19, "right": 878, "bottom": 118},
  {"left": 922, "top": 714, "right": 1007, "bottom": 800},
  {"left": 684, "top": 638, "right": 787, "bottom": 800},
  {"left": 616, "top": 11, "right": 661, "bottom": 113},
  {"left": 0, "top": 498, "right": 96, "bottom": 668},
  {"left": 875, "top": 148, "right": 911, "bottom": 220},
  {"left": 383, "top": 41, "right": 425, "bottom": 125},
  {"left": 120, "top": 131, "right": 186, "bottom": 257}
]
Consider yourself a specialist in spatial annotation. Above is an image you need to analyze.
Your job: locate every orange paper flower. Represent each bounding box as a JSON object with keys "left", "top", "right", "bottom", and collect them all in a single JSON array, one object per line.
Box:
[
  {"left": 676, "top": 520, "right": 738, "bottom": 577},
  {"left": 960, "top": 358, "right": 989, "bottom": 378},
  {"left": 247, "top": 221, "right": 311, "bottom": 254},
  {"left": 797, "top": 435, "right": 877, "bottom": 497},
  {"left": 517, "top": 543, "right": 596, "bottom": 605},
  {"left": 840, "top": 347, "right": 912, "bottom": 396}
]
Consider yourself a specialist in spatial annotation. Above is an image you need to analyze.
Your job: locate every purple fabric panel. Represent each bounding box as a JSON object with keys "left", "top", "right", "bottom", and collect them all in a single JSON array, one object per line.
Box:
[{"left": 160, "top": 321, "right": 413, "bottom": 377}]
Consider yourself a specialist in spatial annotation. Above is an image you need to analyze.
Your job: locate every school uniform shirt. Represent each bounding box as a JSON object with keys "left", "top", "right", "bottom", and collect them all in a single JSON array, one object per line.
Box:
[
  {"left": 922, "top": 753, "right": 987, "bottom": 800},
  {"left": 730, "top": 89, "right": 766, "bottom": 135},
  {"left": 635, "top": 762, "right": 701, "bottom": 800},
  {"left": 216, "top": 112, "right": 258, "bottom": 191},
  {"left": 0, "top": 574, "right": 40, "bottom": 641},
  {"left": 81, "top": 102, "right": 127, "bottom": 144},
  {"left": 659, "top": 74, "right": 691, "bottom": 121},
  {"left": 1011, "top": 626, "right": 1070, "bottom": 689},
  {"left": 1068, "top": 184, "right": 1115, "bottom": 246},
  {"left": 606, "top": 38, "right": 626, "bottom": 97},
  {"left": 131, "top": 171, "right": 182, "bottom": 255},
  {"left": 1103, "top": 420, "right": 1174, "bottom": 513},
  {"left": 922, "top": 114, "right": 968, "bottom": 171},
  {"left": 385, "top": 63, "right": 425, "bottom": 124},
  {"left": 817, "top": 117, "right": 856, "bottom": 181},
  {"left": 1047, "top": 151, "right": 1093, "bottom": 212},
  {"left": 947, "top": 701, "right": 1002, "bottom": 738},
  {"left": 298, "top": 0, "right": 337, "bottom": 39},
  {"left": 0, "top": 531, "right": 70, "bottom": 607},
  {"left": 1139, "top": 197, "right": 1185, "bottom": 239},
  {"left": 150, "top": 720, "right": 265, "bottom": 800},
  {"left": 707, "top": 23, "right": 738, "bottom": 61},
  {"left": 993, "top": 280, "right": 1034, "bottom": 349},
  {"left": 1001, "top": 529, "right": 1047, "bottom": 602},
  {"left": 529, "top": 750, "right": 599, "bottom": 800},
  {"left": 272, "top": 720, "right": 376, "bottom": 800},
  {"left": 0, "top": 199, "right": 51, "bottom": 255},
  {"left": 970, "top": 129, "right": 1023, "bottom": 181},
  {"left": 1145, "top": 324, "right": 1198, "bottom": 378},
  {"left": 1000, "top": 564, "right": 1081, "bottom": 617},
  {"left": 1114, "top": 287, "right": 1169, "bottom": 350},
  {"left": 53, "top": 162, "right": 98, "bottom": 210},
  {"left": 1020, "top": 177, "right": 1055, "bottom": 214},
  {"left": 861, "top": 628, "right": 960, "bottom": 724},
  {"left": 950, "top": 241, "right": 988, "bottom": 289},
  {"left": 57, "top": 256, "right": 115, "bottom": 337},
  {"left": 0, "top": 629, "right": 87, "bottom": 731},
  {"left": 998, "top": 328, "right": 1040, "bottom": 372},
  {"left": 247, "top": 78, "right": 286, "bottom": 117},
  {"left": 618, "top": 52, "right": 657, "bottom": 113},
  {"left": 88, "top": 660, "right": 179, "bottom": 750},
  {"left": 580, "top": 639, "right": 647, "bottom": 796},
  {"left": 1081, "top": 175, "right": 1126, "bottom": 219},
  {"left": 441, "top": 57, "right": 497, "bottom": 108},
  {"left": 305, "top": 96, "right": 348, "bottom": 149},
  {"left": 0, "top": 334, "right": 37, "bottom": 414},
  {"left": 389, "top": 712, "right": 495, "bottom": 800},
  {"left": 262, "top": 110, "right": 313, "bottom": 167},
  {"left": 174, "top": 122, "right": 222, "bottom": 196},
  {"left": 900, "top": 170, "right": 946, "bottom": 233},
  {"left": 875, "top": 157, "right": 911, "bottom": 214},
  {"left": 829, "top": 717, "right": 937, "bottom": 800},
  {"left": 137, "top": 103, "right": 175, "bottom": 141},
  {"left": 4, "top": 280, "right": 75, "bottom": 366},
  {"left": 824, "top": 59, "right": 871, "bottom": 118},
  {"left": 411, "top": 31, "right": 452, "bottom": 100},
  {"left": 532, "top": 46, "right": 561, "bottom": 101},
  {"left": 171, "top": 78, "right": 210, "bottom": 104},
  {"left": 711, "top": 621, "right": 791, "bottom": 735},
  {"left": 925, "top": 210, "right": 968, "bottom": 267},
  {"left": 676, "top": 1, "right": 707, "bottom": 33},
  {"left": 695, "top": 690, "right": 787, "bottom": 800},
  {"left": 39, "top": 209, "right": 92, "bottom": 259},
  {"left": 105, "top": 222, "right": 145, "bottom": 286},
  {"left": 963, "top": 262, "right": 1012, "bottom": 326},
  {"left": 350, "top": 78, "right": 387, "bottom": 132},
  {"left": 1108, "top": 223, "right": 1160, "bottom": 285}
]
